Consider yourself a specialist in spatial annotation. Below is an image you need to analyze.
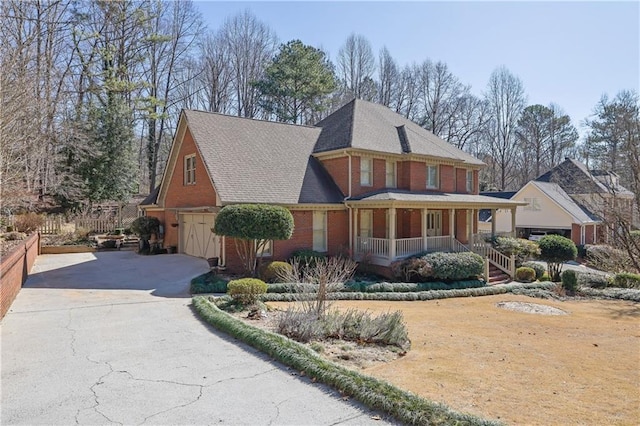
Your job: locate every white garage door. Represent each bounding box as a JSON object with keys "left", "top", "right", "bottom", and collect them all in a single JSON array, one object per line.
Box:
[{"left": 180, "top": 213, "right": 220, "bottom": 259}]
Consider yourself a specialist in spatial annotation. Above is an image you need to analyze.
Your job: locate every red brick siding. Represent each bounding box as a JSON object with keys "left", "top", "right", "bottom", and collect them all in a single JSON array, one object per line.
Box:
[
  {"left": 400, "top": 161, "right": 427, "bottom": 191},
  {"left": 473, "top": 170, "right": 479, "bottom": 195},
  {"left": 373, "top": 159, "right": 386, "bottom": 189},
  {"left": 1, "top": 233, "right": 39, "bottom": 319},
  {"left": 585, "top": 224, "right": 595, "bottom": 244},
  {"left": 327, "top": 210, "right": 349, "bottom": 255},
  {"left": 442, "top": 209, "right": 451, "bottom": 236},
  {"left": 455, "top": 210, "right": 468, "bottom": 243},
  {"left": 571, "top": 224, "right": 582, "bottom": 245},
  {"left": 145, "top": 211, "right": 177, "bottom": 248},
  {"left": 320, "top": 156, "right": 350, "bottom": 196},
  {"left": 164, "top": 128, "right": 218, "bottom": 209},
  {"left": 397, "top": 209, "right": 422, "bottom": 239},
  {"left": 372, "top": 209, "right": 387, "bottom": 238},
  {"left": 440, "top": 165, "right": 455, "bottom": 192},
  {"left": 455, "top": 168, "right": 467, "bottom": 193}
]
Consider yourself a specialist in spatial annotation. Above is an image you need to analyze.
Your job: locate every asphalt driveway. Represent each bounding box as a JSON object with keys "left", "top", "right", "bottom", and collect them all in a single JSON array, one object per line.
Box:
[{"left": 1, "top": 252, "right": 390, "bottom": 425}]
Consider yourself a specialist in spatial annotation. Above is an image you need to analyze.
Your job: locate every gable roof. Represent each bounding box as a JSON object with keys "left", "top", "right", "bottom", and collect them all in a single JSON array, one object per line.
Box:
[
  {"left": 528, "top": 181, "right": 600, "bottom": 223},
  {"left": 314, "top": 99, "right": 484, "bottom": 166},
  {"left": 182, "top": 110, "right": 343, "bottom": 205},
  {"left": 139, "top": 185, "right": 160, "bottom": 206},
  {"left": 535, "top": 158, "right": 609, "bottom": 194}
]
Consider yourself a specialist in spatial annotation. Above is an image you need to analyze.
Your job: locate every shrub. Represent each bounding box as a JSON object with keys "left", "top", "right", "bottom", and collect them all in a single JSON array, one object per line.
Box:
[
  {"left": 344, "top": 280, "right": 485, "bottom": 293},
  {"left": 100, "top": 239, "right": 118, "bottom": 249},
  {"left": 289, "top": 248, "right": 326, "bottom": 268},
  {"left": 130, "top": 216, "right": 161, "bottom": 240},
  {"left": 390, "top": 256, "right": 432, "bottom": 282},
  {"left": 538, "top": 235, "right": 577, "bottom": 281},
  {"left": 539, "top": 273, "right": 551, "bottom": 282},
  {"left": 515, "top": 267, "right": 536, "bottom": 283},
  {"left": 521, "top": 261, "right": 545, "bottom": 279},
  {"left": 611, "top": 273, "right": 640, "bottom": 289},
  {"left": 227, "top": 278, "right": 268, "bottom": 305},
  {"left": 190, "top": 272, "right": 229, "bottom": 294},
  {"left": 2, "top": 231, "right": 27, "bottom": 241},
  {"left": 14, "top": 213, "right": 44, "bottom": 234},
  {"left": 585, "top": 244, "right": 632, "bottom": 273},
  {"left": 494, "top": 237, "right": 540, "bottom": 266},
  {"left": 422, "top": 252, "right": 484, "bottom": 281},
  {"left": 561, "top": 270, "right": 578, "bottom": 293},
  {"left": 575, "top": 271, "right": 610, "bottom": 289},
  {"left": 260, "top": 261, "right": 293, "bottom": 283}
]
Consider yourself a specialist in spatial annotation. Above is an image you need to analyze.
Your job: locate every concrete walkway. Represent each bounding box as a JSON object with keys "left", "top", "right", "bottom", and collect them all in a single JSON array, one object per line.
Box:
[{"left": 1, "top": 252, "right": 391, "bottom": 425}]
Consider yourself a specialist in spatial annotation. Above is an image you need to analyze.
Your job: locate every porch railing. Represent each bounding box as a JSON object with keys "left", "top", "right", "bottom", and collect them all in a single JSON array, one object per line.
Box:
[
  {"left": 356, "top": 237, "right": 389, "bottom": 258},
  {"left": 395, "top": 237, "right": 422, "bottom": 257},
  {"left": 471, "top": 235, "right": 516, "bottom": 277},
  {"left": 423, "top": 235, "right": 453, "bottom": 252}
]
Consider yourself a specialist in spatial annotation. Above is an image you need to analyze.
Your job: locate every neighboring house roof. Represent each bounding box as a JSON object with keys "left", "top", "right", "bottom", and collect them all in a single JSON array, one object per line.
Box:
[
  {"left": 182, "top": 110, "right": 343, "bottom": 205},
  {"left": 480, "top": 191, "right": 517, "bottom": 200},
  {"left": 535, "top": 158, "right": 609, "bottom": 194},
  {"left": 314, "top": 99, "right": 485, "bottom": 166},
  {"left": 139, "top": 186, "right": 160, "bottom": 206},
  {"left": 529, "top": 181, "right": 601, "bottom": 223},
  {"left": 348, "top": 189, "right": 526, "bottom": 208}
]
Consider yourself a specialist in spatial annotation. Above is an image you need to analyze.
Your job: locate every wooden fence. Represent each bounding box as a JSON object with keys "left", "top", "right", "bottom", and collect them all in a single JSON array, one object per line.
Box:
[{"left": 74, "top": 218, "right": 120, "bottom": 234}]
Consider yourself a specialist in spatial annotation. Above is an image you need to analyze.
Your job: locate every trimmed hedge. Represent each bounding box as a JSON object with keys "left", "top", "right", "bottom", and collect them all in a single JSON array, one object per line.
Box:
[
  {"left": 344, "top": 280, "right": 485, "bottom": 293},
  {"left": 392, "top": 252, "right": 484, "bottom": 282},
  {"left": 579, "top": 287, "right": 640, "bottom": 302},
  {"left": 515, "top": 267, "right": 535, "bottom": 283},
  {"left": 192, "top": 296, "right": 498, "bottom": 426},
  {"left": 521, "top": 261, "right": 545, "bottom": 280},
  {"left": 260, "top": 261, "right": 293, "bottom": 283},
  {"left": 612, "top": 272, "right": 640, "bottom": 289},
  {"left": 190, "top": 272, "right": 229, "bottom": 294},
  {"left": 227, "top": 278, "right": 268, "bottom": 304},
  {"left": 561, "top": 270, "right": 578, "bottom": 293}
]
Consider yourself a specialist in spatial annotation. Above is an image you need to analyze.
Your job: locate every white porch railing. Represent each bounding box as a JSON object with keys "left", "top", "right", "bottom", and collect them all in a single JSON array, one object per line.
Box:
[
  {"left": 356, "top": 237, "right": 389, "bottom": 258},
  {"left": 395, "top": 237, "right": 422, "bottom": 257},
  {"left": 471, "top": 234, "right": 516, "bottom": 277},
  {"left": 423, "top": 236, "right": 453, "bottom": 252}
]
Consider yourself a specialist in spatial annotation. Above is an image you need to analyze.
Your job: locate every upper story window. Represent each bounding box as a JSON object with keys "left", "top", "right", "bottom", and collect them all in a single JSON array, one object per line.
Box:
[
  {"left": 360, "top": 157, "right": 372, "bottom": 186},
  {"left": 524, "top": 197, "right": 541, "bottom": 211},
  {"left": 426, "top": 164, "right": 439, "bottom": 189},
  {"left": 466, "top": 170, "right": 474, "bottom": 193},
  {"left": 385, "top": 160, "right": 396, "bottom": 188},
  {"left": 184, "top": 154, "right": 196, "bottom": 185},
  {"left": 313, "top": 211, "right": 327, "bottom": 252}
]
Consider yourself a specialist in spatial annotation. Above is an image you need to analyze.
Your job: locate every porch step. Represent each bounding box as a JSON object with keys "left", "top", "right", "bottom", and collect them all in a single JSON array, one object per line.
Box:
[{"left": 488, "top": 264, "right": 511, "bottom": 285}]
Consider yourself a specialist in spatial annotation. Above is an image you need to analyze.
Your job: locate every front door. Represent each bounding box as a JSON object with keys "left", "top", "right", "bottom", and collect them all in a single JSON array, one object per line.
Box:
[{"left": 426, "top": 211, "right": 442, "bottom": 236}]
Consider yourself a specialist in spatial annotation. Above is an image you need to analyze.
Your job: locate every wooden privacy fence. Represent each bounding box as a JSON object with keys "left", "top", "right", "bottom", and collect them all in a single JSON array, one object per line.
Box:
[
  {"left": 39, "top": 216, "right": 63, "bottom": 234},
  {"left": 75, "top": 218, "right": 119, "bottom": 234}
]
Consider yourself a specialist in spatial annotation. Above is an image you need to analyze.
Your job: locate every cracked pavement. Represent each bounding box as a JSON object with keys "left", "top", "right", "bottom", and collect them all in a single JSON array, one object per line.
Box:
[{"left": 1, "top": 252, "right": 393, "bottom": 425}]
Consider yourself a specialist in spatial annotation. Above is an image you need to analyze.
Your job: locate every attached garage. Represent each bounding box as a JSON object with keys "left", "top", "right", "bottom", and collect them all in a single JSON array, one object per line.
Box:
[{"left": 180, "top": 213, "right": 221, "bottom": 260}]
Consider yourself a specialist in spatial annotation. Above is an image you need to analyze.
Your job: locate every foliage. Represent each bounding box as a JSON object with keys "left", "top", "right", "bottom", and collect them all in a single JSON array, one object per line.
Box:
[
  {"left": 13, "top": 213, "right": 44, "bottom": 234},
  {"left": 2, "top": 231, "right": 27, "bottom": 241},
  {"left": 515, "top": 267, "right": 536, "bottom": 283},
  {"left": 578, "top": 287, "right": 640, "bottom": 302},
  {"left": 227, "top": 278, "right": 268, "bottom": 305},
  {"left": 423, "top": 252, "right": 484, "bottom": 281},
  {"left": 561, "top": 270, "right": 578, "bottom": 294},
  {"left": 344, "top": 280, "right": 485, "bottom": 293},
  {"left": 538, "top": 235, "right": 577, "bottom": 281},
  {"left": 193, "top": 297, "right": 497, "bottom": 425},
  {"left": 493, "top": 237, "right": 540, "bottom": 266},
  {"left": 190, "top": 272, "right": 229, "bottom": 294},
  {"left": 521, "top": 261, "right": 545, "bottom": 279},
  {"left": 277, "top": 307, "right": 410, "bottom": 349},
  {"left": 254, "top": 40, "right": 337, "bottom": 124},
  {"left": 289, "top": 248, "right": 326, "bottom": 269},
  {"left": 260, "top": 261, "right": 293, "bottom": 283},
  {"left": 510, "top": 287, "right": 563, "bottom": 300},
  {"left": 130, "top": 216, "right": 160, "bottom": 240},
  {"left": 279, "top": 257, "right": 357, "bottom": 316},
  {"left": 585, "top": 244, "right": 633, "bottom": 274},
  {"left": 611, "top": 273, "right": 640, "bottom": 289},
  {"left": 390, "top": 257, "right": 432, "bottom": 282},
  {"left": 575, "top": 271, "right": 610, "bottom": 289},
  {"left": 539, "top": 273, "right": 551, "bottom": 282},
  {"left": 214, "top": 204, "right": 294, "bottom": 276}
]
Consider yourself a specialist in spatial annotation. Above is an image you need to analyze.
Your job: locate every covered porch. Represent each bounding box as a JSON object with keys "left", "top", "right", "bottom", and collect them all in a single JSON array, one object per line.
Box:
[{"left": 346, "top": 191, "right": 524, "bottom": 267}]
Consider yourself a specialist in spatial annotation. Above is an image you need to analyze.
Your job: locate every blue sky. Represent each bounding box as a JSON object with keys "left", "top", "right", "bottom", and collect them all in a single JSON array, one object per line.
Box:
[{"left": 195, "top": 1, "right": 639, "bottom": 137}]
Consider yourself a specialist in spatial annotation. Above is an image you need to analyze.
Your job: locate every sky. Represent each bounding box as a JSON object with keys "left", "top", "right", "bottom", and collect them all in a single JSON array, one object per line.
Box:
[{"left": 195, "top": 1, "right": 640, "bottom": 138}]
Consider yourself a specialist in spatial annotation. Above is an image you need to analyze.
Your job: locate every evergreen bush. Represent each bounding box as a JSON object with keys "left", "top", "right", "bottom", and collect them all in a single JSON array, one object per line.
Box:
[
  {"left": 515, "top": 267, "right": 536, "bottom": 283},
  {"left": 227, "top": 278, "right": 268, "bottom": 305},
  {"left": 260, "top": 261, "right": 293, "bottom": 283},
  {"left": 611, "top": 272, "right": 640, "bottom": 289},
  {"left": 538, "top": 235, "right": 577, "bottom": 281},
  {"left": 561, "top": 270, "right": 578, "bottom": 293},
  {"left": 521, "top": 261, "right": 545, "bottom": 279}
]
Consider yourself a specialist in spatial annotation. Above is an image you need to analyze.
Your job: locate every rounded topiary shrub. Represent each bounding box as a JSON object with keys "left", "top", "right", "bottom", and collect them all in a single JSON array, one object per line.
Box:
[
  {"left": 422, "top": 252, "right": 484, "bottom": 281},
  {"left": 521, "top": 261, "right": 545, "bottom": 280},
  {"left": 515, "top": 267, "right": 536, "bottom": 283},
  {"left": 538, "top": 235, "right": 577, "bottom": 281},
  {"left": 561, "top": 269, "right": 578, "bottom": 293},
  {"left": 260, "top": 261, "right": 293, "bottom": 283},
  {"left": 227, "top": 278, "right": 268, "bottom": 305}
]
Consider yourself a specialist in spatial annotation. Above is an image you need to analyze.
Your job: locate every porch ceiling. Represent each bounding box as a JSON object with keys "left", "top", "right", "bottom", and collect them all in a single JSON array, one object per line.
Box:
[{"left": 345, "top": 190, "right": 528, "bottom": 209}]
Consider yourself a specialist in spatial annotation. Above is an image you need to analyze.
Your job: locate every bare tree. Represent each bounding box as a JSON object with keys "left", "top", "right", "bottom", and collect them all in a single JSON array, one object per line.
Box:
[
  {"left": 337, "top": 33, "right": 375, "bottom": 100},
  {"left": 196, "top": 31, "right": 233, "bottom": 113},
  {"left": 484, "top": 66, "right": 527, "bottom": 190},
  {"left": 377, "top": 46, "right": 398, "bottom": 107},
  {"left": 219, "top": 10, "right": 278, "bottom": 118}
]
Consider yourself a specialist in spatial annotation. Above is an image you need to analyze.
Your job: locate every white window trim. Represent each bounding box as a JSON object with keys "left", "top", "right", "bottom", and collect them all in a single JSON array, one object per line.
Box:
[
  {"left": 313, "top": 211, "right": 327, "bottom": 252},
  {"left": 386, "top": 160, "right": 397, "bottom": 188},
  {"left": 524, "top": 197, "right": 541, "bottom": 211},
  {"left": 256, "top": 240, "right": 272, "bottom": 257},
  {"left": 360, "top": 210, "right": 373, "bottom": 238},
  {"left": 466, "top": 170, "right": 473, "bottom": 193},
  {"left": 184, "top": 154, "right": 196, "bottom": 185},
  {"left": 360, "top": 157, "right": 372, "bottom": 187},
  {"left": 426, "top": 164, "right": 439, "bottom": 189}
]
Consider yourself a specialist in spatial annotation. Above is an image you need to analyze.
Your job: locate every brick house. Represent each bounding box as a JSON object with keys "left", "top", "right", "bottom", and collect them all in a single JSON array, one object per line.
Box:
[{"left": 141, "top": 99, "right": 524, "bottom": 274}]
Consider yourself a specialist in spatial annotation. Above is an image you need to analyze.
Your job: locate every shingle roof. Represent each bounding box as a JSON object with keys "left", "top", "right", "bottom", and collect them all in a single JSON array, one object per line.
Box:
[
  {"left": 348, "top": 189, "right": 525, "bottom": 208},
  {"left": 183, "top": 110, "right": 343, "bottom": 205},
  {"left": 531, "top": 181, "right": 600, "bottom": 223},
  {"left": 535, "top": 158, "right": 608, "bottom": 194},
  {"left": 480, "top": 191, "right": 517, "bottom": 200},
  {"left": 314, "top": 99, "right": 484, "bottom": 165},
  {"left": 139, "top": 185, "right": 160, "bottom": 206}
]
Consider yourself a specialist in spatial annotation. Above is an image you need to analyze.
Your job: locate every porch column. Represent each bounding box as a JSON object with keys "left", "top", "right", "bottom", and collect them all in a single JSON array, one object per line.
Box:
[
  {"left": 449, "top": 208, "right": 455, "bottom": 247},
  {"left": 467, "top": 209, "right": 474, "bottom": 246},
  {"left": 511, "top": 207, "right": 517, "bottom": 236},
  {"left": 389, "top": 207, "right": 396, "bottom": 260},
  {"left": 491, "top": 209, "right": 497, "bottom": 237},
  {"left": 353, "top": 208, "right": 359, "bottom": 254},
  {"left": 422, "top": 208, "right": 428, "bottom": 251}
]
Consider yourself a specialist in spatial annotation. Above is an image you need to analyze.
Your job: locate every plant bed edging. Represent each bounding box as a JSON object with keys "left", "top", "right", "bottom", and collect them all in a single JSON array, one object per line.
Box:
[
  {"left": 192, "top": 296, "right": 499, "bottom": 426},
  {"left": 41, "top": 245, "right": 96, "bottom": 254}
]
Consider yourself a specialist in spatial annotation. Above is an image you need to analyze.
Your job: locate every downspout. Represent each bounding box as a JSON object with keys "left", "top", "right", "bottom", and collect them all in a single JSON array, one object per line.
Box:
[
  {"left": 347, "top": 205, "right": 353, "bottom": 259},
  {"left": 347, "top": 151, "right": 352, "bottom": 199}
]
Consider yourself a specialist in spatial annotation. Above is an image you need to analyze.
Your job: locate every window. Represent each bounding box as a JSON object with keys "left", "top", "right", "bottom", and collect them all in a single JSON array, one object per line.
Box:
[
  {"left": 359, "top": 210, "right": 373, "bottom": 238},
  {"left": 184, "top": 154, "right": 196, "bottom": 185},
  {"left": 466, "top": 170, "right": 474, "bottom": 192},
  {"left": 385, "top": 160, "right": 396, "bottom": 188},
  {"left": 360, "top": 157, "right": 372, "bottom": 186},
  {"left": 426, "top": 211, "right": 442, "bottom": 236},
  {"left": 524, "top": 197, "right": 541, "bottom": 211},
  {"left": 313, "top": 211, "right": 327, "bottom": 252},
  {"left": 426, "top": 164, "right": 439, "bottom": 189},
  {"left": 256, "top": 240, "right": 272, "bottom": 257}
]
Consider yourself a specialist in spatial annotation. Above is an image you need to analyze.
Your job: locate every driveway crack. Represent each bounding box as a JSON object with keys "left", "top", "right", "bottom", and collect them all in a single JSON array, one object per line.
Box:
[{"left": 65, "top": 310, "right": 77, "bottom": 356}]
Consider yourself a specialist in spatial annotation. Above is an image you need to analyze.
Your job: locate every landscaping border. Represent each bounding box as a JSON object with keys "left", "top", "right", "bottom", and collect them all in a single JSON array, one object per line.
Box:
[
  {"left": 192, "top": 296, "right": 500, "bottom": 426},
  {"left": 1, "top": 233, "right": 40, "bottom": 319}
]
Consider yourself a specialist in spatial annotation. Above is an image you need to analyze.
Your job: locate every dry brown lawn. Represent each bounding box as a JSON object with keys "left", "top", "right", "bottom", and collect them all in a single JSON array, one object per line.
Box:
[{"left": 270, "top": 295, "right": 640, "bottom": 425}]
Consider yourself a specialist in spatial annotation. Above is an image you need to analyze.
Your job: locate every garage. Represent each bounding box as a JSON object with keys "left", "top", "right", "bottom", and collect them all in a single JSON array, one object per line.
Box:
[{"left": 180, "top": 213, "right": 221, "bottom": 260}]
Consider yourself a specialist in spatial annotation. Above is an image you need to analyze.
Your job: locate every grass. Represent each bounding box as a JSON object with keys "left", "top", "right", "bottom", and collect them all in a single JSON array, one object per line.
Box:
[{"left": 192, "top": 296, "right": 500, "bottom": 426}]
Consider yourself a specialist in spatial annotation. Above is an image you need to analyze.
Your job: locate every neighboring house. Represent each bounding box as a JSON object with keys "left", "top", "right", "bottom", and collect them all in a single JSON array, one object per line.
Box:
[
  {"left": 483, "top": 158, "right": 635, "bottom": 245},
  {"left": 140, "top": 99, "right": 524, "bottom": 274}
]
